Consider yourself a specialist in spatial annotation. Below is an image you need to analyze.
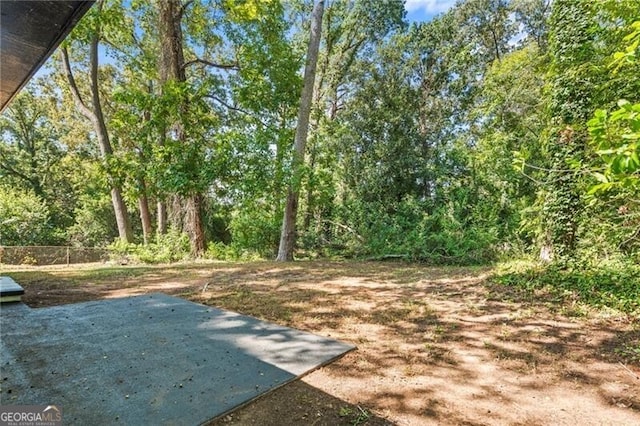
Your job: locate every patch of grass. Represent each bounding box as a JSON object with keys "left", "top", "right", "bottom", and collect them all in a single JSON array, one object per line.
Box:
[
  {"left": 423, "top": 323, "right": 457, "bottom": 343},
  {"left": 559, "top": 301, "right": 592, "bottom": 318},
  {"left": 338, "top": 406, "right": 354, "bottom": 417},
  {"left": 491, "top": 260, "right": 640, "bottom": 317},
  {"left": 498, "top": 324, "right": 513, "bottom": 341},
  {"left": 422, "top": 342, "right": 457, "bottom": 365},
  {"left": 463, "top": 300, "right": 483, "bottom": 314},
  {"left": 353, "top": 406, "right": 371, "bottom": 426},
  {"left": 338, "top": 405, "right": 371, "bottom": 426},
  {"left": 509, "top": 307, "right": 538, "bottom": 321},
  {"left": 389, "top": 267, "right": 425, "bottom": 284},
  {"left": 615, "top": 342, "right": 640, "bottom": 364},
  {"left": 68, "top": 266, "right": 154, "bottom": 280},
  {"left": 5, "top": 271, "right": 62, "bottom": 282},
  {"left": 433, "top": 324, "right": 446, "bottom": 337},
  {"left": 5, "top": 271, "right": 80, "bottom": 288}
]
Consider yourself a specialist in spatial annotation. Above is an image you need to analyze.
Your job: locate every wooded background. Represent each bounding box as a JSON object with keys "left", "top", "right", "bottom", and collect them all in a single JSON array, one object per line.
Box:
[{"left": 1, "top": 0, "right": 638, "bottom": 268}]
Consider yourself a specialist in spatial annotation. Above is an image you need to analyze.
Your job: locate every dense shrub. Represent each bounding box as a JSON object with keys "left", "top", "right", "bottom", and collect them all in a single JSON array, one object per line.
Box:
[
  {"left": 108, "top": 228, "right": 190, "bottom": 263},
  {"left": 205, "top": 241, "right": 263, "bottom": 261},
  {"left": 227, "top": 203, "right": 280, "bottom": 257},
  {"left": 0, "top": 187, "right": 51, "bottom": 246},
  {"left": 334, "top": 197, "right": 499, "bottom": 264}
]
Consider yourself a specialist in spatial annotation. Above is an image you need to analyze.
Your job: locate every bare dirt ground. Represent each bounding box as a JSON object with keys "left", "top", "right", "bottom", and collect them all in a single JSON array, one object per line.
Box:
[{"left": 3, "top": 261, "right": 639, "bottom": 425}]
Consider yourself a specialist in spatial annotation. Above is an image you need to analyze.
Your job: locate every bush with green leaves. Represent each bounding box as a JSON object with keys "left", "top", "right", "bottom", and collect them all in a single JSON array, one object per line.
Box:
[
  {"left": 204, "top": 241, "right": 263, "bottom": 261},
  {"left": 0, "top": 187, "right": 51, "bottom": 246},
  {"left": 227, "top": 203, "right": 280, "bottom": 258},
  {"left": 68, "top": 194, "right": 119, "bottom": 247},
  {"left": 337, "top": 197, "right": 499, "bottom": 264},
  {"left": 107, "top": 228, "right": 190, "bottom": 264},
  {"left": 585, "top": 20, "right": 640, "bottom": 259}
]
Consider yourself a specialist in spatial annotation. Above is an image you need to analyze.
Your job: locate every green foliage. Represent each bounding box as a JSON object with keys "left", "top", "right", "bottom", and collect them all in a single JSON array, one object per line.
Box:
[
  {"left": 66, "top": 162, "right": 119, "bottom": 247},
  {"left": 0, "top": 88, "right": 78, "bottom": 244},
  {"left": 588, "top": 100, "right": 640, "bottom": 192},
  {"left": 584, "top": 18, "right": 640, "bottom": 257},
  {"left": 540, "top": 0, "right": 600, "bottom": 263},
  {"left": 588, "top": 20, "right": 640, "bottom": 193},
  {"left": 205, "top": 241, "right": 263, "bottom": 261},
  {"left": 2, "top": 0, "right": 638, "bottom": 269},
  {"left": 493, "top": 260, "right": 640, "bottom": 316},
  {"left": 337, "top": 405, "right": 371, "bottom": 426},
  {"left": 227, "top": 204, "right": 280, "bottom": 258},
  {"left": 0, "top": 187, "right": 51, "bottom": 246},
  {"left": 0, "top": 90, "right": 62, "bottom": 197},
  {"left": 68, "top": 194, "right": 118, "bottom": 247},
  {"left": 473, "top": 44, "right": 548, "bottom": 253},
  {"left": 338, "top": 197, "right": 498, "bottom": 264},
  {"left": 615, "top": 342, "right": 640, "bottom": 364},
  {"left": 611, "top": 21, "right": 640, "bottom": 71},
  {"left": 108, "top": 228, "right": 190, "bottom": 263},
  {"left": 223, "top": 0, "right": 277, "bottom": 22}
]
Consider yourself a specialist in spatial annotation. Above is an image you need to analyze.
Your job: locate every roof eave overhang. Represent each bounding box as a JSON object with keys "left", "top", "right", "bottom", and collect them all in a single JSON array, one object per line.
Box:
[{"left": 0, "top": 1, "right": 95, "bottom": 112}]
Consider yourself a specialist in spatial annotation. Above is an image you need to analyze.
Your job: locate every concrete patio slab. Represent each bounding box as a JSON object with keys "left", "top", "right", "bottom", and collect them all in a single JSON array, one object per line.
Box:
[
  {"left": 0, "top": 293, "right": 355, "bottom": 424},
  {"left": 0, "top": 277, "right": 24, "bottom": 303}
]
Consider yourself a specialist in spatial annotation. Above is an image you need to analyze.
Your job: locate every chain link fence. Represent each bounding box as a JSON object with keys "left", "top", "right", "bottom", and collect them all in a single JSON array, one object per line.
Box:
[{"left": 0, "top": 246, "right": 110, "bottom": 266}]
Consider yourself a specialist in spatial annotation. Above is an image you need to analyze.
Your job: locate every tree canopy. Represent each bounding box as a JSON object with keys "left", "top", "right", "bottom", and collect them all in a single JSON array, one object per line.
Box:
[{"left": 0, "top": 0, "right": 638, "bottom": 269}]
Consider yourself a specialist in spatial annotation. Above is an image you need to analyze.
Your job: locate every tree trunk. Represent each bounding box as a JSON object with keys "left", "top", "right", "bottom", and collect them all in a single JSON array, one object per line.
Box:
[
  {"left": 185, "top": 193, "right": 206, "bottom": 256},
  {"left": 157, "top": 200, "right": 167, "bottom": 235},
  {"left": 157, "top": 0, "right": 206, "bottom": 256},
  {"left": 60, "top": 0, "right": 133, "bottom": 243},
  {"left": 541, "top": 1, "right": 595, "bottom": 264},
  {"left": 137, "top": 180, "right": 153, "bottom": 245},
  {"left": 89, "top": 27, "right": 133, "bottom": 243},
  {"left": 108, "top": 188, "right": 132, "bottom": 242},
  {"left": 168, "top": 195, "right": 185, "bottom": 233},
  {"left": 276, "top": 0, "right": 325, "bottom": 262},
  {"left": 158, "top": 0, "right": 186, "bottom": 83},
  {"left": 302, "top": 141, "right": 317, "bottom": 234},
  {"left": 278, "top": 189, "right": 299, "bottom": 261}
]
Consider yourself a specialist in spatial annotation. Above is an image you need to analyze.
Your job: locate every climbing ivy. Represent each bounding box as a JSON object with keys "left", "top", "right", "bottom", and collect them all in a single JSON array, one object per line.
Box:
[{"left": 541, "top": 0, "right": 598, "bottom": 263}]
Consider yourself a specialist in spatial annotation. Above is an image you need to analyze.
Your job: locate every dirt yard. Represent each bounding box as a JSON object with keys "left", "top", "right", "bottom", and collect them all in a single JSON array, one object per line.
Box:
[{"left": 3, "top": 261, "right": 639, "bottom": 425}]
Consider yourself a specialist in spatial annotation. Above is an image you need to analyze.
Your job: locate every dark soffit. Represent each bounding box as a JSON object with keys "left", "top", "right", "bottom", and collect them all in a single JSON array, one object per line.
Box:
[{"left": 0, "top": 0, "right": 94, "bottom": 112}]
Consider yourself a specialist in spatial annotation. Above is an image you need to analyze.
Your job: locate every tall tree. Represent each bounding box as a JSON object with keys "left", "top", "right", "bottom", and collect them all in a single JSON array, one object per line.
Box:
[
  {"left": 457, "top": 0, "right": 514, "bottom": 63},
  {"left": 156, "top": 0, "right": 207, "bottom": 256},
  {"left": 511, "top": 0, "right": 551, "bottom": 51},
  {"left": 540, "top": 0, "right": 597, "bottom": 262},
  {"left": 276, "top": 0, "right": 324, "bottom": 261},
  {"left": 61, "top": 0, "right": 133, "bottom": 243},
  {"left": 301, "top": 0, "right": 405, "bottom": 237},
  {"left": 0, "top": 90, "right": 61, "bottom": 199},
  {"left": 223, "top": 0, "right": 303, "bottom": 255}
]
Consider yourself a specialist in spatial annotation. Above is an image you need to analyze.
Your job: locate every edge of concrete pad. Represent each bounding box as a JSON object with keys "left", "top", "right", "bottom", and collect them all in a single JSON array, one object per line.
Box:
[
  {"left": 1, "top": 292, "right": 357, "bottom": 424},
  {"left": 201, "top": 344, "right": 356, "bottom": 425}
]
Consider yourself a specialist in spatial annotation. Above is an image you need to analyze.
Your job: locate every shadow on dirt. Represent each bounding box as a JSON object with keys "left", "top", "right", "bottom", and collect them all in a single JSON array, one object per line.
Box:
[
  {"left": 6, "top": 261, "right": 640, "bottom": 424},
  {"left": 204, "top": 380, "right": 395, "bottom": 426}
]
